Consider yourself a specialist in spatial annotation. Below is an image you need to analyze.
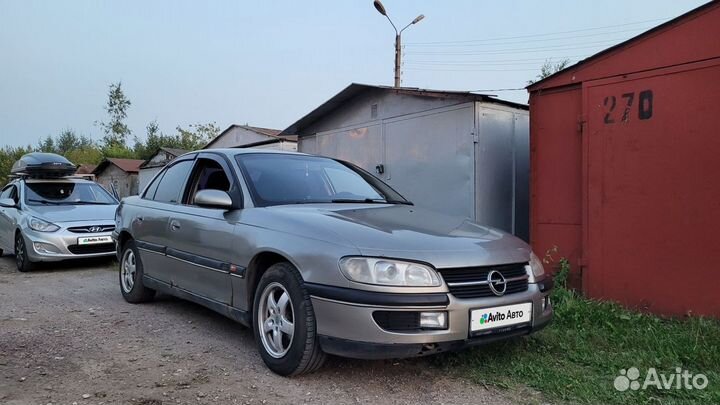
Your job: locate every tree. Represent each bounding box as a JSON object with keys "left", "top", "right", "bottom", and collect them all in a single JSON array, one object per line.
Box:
[
  {"left": 37, "top": 135, "right": 55, "bottom": 153},
  {"left": 528, "top": 59, "right": 571, "bottom": 85},
  {"left": 0, "top": 145, "right": 34, "bottom": 186},
  {"left": 99, "top": 82, "right": 132, "bottom": 148}
]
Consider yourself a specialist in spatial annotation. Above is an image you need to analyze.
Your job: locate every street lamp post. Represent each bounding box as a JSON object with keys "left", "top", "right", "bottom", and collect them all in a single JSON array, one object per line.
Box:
[{"left": 373, "top": 0, "right": 424, "bottom": 88}]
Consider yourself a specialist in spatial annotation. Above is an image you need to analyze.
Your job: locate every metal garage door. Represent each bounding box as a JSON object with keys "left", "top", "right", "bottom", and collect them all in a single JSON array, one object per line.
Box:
[{"left": 583, "top": 58, "right": 720, "bottom": 315}]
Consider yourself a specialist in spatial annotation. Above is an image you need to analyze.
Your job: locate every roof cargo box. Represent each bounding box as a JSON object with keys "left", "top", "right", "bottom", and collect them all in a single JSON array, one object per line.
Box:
[{"left": 11, "top": 153, "right": 77, "bottom": 178}]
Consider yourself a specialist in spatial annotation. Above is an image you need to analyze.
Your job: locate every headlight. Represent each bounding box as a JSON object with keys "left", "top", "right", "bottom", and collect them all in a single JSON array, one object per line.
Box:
[
  {"left": 529, "top": 252, "right": 545, "bottom": 278},
  {"left": 28, "top": 217, "right": 60, "bottom": 232},
  {"left": 339, "top": 257, "right": 441, "bottom": 287}
]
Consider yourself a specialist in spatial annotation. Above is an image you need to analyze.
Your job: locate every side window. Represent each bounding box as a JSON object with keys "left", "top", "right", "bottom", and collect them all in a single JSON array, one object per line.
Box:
[
  {"left": 186, "top": 158, "right": 231, "bottom": 205},
  {"left": 0, "top": 186, "right": 13, "bottom": 200},
  {"left": 142, "top": 172, "right": 163, "bottom": 200},
  {"left": 152, "top": 160, "right": 194, "bottom": 203},
  {"left": 1, "top": 185, "right": 19, "bottom": 204}
]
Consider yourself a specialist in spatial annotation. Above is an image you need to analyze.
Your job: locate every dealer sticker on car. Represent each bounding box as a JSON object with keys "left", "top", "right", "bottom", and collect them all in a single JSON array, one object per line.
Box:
[
  {"left": 471, "top": 302, "right": 532, "bottom": 332},
  {"left": 78, "top": 236, "right": 113, "bottom": 245}
]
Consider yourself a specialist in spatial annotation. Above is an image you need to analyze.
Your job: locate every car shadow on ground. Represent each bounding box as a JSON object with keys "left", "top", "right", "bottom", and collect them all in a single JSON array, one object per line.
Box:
[
  {"left": 0, "top": 254, "right": 116, "bottom": 274},
  {"left": 148, "top": 289, "right": 443, "bottom": 376}
]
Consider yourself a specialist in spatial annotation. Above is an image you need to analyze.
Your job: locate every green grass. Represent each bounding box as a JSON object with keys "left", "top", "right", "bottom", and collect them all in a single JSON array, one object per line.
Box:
[{"left": 432, "top": 260, "right": 720, "bottom": 404}]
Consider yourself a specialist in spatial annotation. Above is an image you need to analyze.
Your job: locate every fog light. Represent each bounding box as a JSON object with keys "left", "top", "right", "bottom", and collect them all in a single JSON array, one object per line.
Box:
[
  {"left": 33, "top": 241, "right": 60, "bottom": 254},
  {"left": 419, "top": 312, "right": 447, "bottom": 329},
  {"left": 543, "top": 296, "right": 551, "bottom": 311}
]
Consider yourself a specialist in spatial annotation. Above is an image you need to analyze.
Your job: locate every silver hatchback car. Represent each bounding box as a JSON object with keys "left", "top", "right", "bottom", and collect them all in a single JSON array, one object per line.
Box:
[
  {"left": 0, "top": 177, "right": 119, "bottom": 271},
  {"left": 114, "top": 149, "right": 553, "bottom": 375}
]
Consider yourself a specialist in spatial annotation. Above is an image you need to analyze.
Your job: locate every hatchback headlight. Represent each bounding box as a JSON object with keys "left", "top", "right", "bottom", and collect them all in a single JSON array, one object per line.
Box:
[
  {"left": 28, "top": 217, "right": 60, "bottom": 232},
  {"left": 339, "top": 257, "right": 441, "bottom": 287},
  {"left": 529, "top": 252, "right": 545, "bottom": 278}
]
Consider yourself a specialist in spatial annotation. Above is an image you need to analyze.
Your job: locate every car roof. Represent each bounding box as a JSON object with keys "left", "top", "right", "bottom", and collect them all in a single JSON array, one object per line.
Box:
[
  {"left": 15, "top": 177, "right": 95, "bottom": 184},
  {"left": 182, "top": 148, "right": 309, "bottom": 159}
]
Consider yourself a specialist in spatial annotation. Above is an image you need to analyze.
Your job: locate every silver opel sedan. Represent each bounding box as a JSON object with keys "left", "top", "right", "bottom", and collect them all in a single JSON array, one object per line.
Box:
[{"left": 114, "top": 149, "right": 553, "bottom": 375}]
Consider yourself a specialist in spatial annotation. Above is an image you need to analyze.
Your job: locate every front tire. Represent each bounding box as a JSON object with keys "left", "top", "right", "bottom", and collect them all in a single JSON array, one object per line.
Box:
[
  {"left": 253, "top": 262, "right": 326, "bottom": 376},
  {"left": 15, "top": 232, "right": 34, "bottom": 272},
  {"left": 119, "top": 239, "right": 155, "bottom": 303}
]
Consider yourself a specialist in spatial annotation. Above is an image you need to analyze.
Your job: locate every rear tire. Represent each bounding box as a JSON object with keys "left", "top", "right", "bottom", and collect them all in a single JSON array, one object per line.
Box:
[
  {"left": 15, "top": 232, "right": 34, "bottom": 272},
  {"left": 119, "top": 239, "right": 155, "bottom": 303},
  {"left": 253, "top": 262, "right": 326, "bottom": 376}
]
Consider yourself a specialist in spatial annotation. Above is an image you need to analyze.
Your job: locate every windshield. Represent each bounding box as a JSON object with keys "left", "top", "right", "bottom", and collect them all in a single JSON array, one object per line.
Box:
[
  {"left": 235, "top": 153, "right": 409, "bottom": 207},
  {"left": 24, "top": 182, "right": 118, "bottom": 205}
]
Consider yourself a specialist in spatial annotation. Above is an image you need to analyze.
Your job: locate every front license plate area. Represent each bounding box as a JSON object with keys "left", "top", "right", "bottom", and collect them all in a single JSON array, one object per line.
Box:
[
  {"left": 77, "top": 236, "right": 113, "bottom": 245},
  {"left": 470, "top": 302, "right": 532, "bottom": 335}
]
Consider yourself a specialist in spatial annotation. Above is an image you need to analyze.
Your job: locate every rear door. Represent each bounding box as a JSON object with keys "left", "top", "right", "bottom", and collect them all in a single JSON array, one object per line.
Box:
[{"left": 132, "top": 156, "right": 196, "bottom": 284}]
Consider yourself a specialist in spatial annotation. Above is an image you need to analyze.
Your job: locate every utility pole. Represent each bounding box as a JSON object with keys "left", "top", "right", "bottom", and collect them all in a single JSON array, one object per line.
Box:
[
  {"left": 394, "top": 34, "right": 401, "bottom": 87},
  {"left": 373, "top": 0, "right": 424, "bottom": 88}
]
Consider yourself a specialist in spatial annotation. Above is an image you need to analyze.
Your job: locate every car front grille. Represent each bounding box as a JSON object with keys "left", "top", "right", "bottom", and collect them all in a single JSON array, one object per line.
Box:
[
  {"left": 438, "top": 263, "right": 529, "bottom": 299},
  {"left": 67, "top": 243, "right": 116, "bottom": 255},
  {"left": 67, "top": 225, "right": 115, "bottom": 233}
]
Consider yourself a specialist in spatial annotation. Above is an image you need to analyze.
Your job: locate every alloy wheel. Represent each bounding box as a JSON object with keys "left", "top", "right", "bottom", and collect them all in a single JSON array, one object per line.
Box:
[
  {"left": 15, "top": 235, "right": 24, "bottom": 269},
  {"left": 257, "top": 282, "right": 295, "bottom": 358},
  {"left": 121, "top": 249, "right": 136, "bottom": 293}
]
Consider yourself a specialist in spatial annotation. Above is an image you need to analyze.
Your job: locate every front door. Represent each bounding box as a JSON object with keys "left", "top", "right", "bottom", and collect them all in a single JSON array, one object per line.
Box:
[{"left": 165, "top": 154, "right": 240, "bottom": 305}]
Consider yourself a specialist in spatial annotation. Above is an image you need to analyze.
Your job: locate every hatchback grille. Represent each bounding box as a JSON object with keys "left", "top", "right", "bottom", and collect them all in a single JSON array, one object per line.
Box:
[
  {"left": 67, "top": 225, "right": 115, "bottom": 233},
  {"left": 438, "top": 263, "right": 529, "bottom": 299},
  {"left": 67, "top": 243, "right": 116, "bottom": 255}
]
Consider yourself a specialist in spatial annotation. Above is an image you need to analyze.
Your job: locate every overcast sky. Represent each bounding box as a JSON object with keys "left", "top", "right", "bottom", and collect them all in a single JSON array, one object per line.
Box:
[{"left": 0, "top": 0, "right": 708, "bottom": 147}]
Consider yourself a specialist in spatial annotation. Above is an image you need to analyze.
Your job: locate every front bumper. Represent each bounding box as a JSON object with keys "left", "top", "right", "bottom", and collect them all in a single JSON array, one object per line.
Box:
[
  {"left": 22, "top": 225, "right": 116, "bottom": 262},
  {"left": 308, "top": 281, "right": 553, "bottom": 359}
]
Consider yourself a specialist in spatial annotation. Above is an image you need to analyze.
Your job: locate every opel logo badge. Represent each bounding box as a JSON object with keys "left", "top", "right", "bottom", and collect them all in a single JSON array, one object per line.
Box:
[
  {"left": 487, "top": 270, "right": 507, "bottom": 296},
  {"left": 89, "top": 226, "right": 102, "bottom": 233}
]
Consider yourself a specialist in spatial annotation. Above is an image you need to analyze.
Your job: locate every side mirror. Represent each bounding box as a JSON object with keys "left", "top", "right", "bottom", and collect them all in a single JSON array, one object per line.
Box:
[
  {"left": 0, "top": 198, "right": 16, "bottom": 208},
  {"left": 194, "top": 189, "right": 233, "bottom": 210}
]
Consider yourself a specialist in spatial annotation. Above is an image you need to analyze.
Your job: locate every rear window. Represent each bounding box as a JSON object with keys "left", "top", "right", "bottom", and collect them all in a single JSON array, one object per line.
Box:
[
  {"left": 24, "top": 182, "right": 117, "bottom": 205},
  {"left": 152, "top": 160, "right": 194, "bottom": 203}
]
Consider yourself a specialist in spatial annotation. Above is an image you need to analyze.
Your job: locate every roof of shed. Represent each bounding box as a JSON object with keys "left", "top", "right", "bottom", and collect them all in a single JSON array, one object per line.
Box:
[
  {"left": 527, "top": 1, "right": 719, "bottom": 91},
  {"left": 75, "top": 164, "right": 97, "bottom": 174},
  {"left": 204, "top": 124, "right": 294, "bottom": 149},
  {"left": 92, "top": 158, "right": 144, "bottom": 175},
  {"left": 160, "top": 147, "right": 188, "bottom": 157},
  {"left": 280, "top": 83, "right": 527, "bottom": 136}
]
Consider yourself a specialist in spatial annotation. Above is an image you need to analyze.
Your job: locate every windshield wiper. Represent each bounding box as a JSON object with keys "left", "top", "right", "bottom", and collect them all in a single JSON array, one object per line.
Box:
[
  {"left": 69, "top": 201, "right": 112, "bottom": 205},
  {"left": 28, "top": 199, "right": 63, "bottom": 205},
  {"left": 386, "top": 199, "right": 414, "bottom": 206},
  {"left": 330, "top": 198, "right": 388, "bottom": 204}
]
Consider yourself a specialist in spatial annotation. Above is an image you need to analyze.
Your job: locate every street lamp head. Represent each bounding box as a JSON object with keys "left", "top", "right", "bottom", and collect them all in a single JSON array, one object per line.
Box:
[
  {"left": 373, "top": 0, "right": 387, "bottom": 16},
  {"left": 412, "top": 14, "right": 425, "bottom": 24}
]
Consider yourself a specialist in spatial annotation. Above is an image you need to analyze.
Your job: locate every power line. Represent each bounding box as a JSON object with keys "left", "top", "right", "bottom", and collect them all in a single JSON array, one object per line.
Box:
[
  {"left": 405, "top": 67, "right": 537, "bottom": 72},
  {"left": 405, "top": 17, "right": 670, "bottom": 45},
  {"left": 405, "top": 26, "right": 652, "bottom": 48},
  {"left": 405, "top": 55, "right": 588, "bottom": 64},
  {"left": 405, "top": 41, "right": 622, "bottom": 56},
  {"left": 470, "top": 87, "right": 527, "bottom": 92},
  {"left": 405, "top": 59, "right": 581, "bottom": 67}
]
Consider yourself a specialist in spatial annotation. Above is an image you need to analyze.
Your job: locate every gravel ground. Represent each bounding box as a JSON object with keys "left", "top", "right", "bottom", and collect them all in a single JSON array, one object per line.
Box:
[{"left": 0, "top": 256, "right": 523, "bottom": 405}]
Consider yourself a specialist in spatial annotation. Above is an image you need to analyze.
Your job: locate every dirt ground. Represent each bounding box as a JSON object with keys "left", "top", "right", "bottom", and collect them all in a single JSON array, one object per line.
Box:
[{"left": 0, "top": 256, "right": 525, "bottom": 405}]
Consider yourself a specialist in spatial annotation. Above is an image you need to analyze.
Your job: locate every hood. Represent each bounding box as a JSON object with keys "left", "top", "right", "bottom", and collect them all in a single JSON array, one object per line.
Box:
[
  {"left": 254, "top": 204, "right": 531, "bottom": 267},
  {"left": 28, "top": 204, "right": 117, "bottom": 223}
]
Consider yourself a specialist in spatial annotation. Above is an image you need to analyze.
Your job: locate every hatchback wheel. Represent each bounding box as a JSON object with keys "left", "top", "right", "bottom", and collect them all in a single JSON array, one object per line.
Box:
[
  {"left": 15, "top": 232, "right": 34, "bottom": 272},
  {"left": 253, "top": 262, "right": 326, "bottom": 376},
  {"left": 119, "top": 240, "right": 155, "bottom": 303}
]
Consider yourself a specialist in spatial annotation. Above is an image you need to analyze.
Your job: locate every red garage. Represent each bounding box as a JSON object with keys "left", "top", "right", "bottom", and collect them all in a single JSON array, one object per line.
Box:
[{"left": 527, "top": 2, "right": 720, "bottom": 317}]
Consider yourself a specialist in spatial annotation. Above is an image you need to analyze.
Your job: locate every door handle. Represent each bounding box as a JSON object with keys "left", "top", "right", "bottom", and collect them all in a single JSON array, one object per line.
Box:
[{"left": 170, "top": 220, "right": 181, "bottom": 231}]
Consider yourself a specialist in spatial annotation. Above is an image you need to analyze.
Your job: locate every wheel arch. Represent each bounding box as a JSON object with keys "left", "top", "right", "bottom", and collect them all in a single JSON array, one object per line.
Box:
[{"left": 246, "top": 250, "right": 299, "bottom": 310}]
